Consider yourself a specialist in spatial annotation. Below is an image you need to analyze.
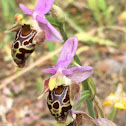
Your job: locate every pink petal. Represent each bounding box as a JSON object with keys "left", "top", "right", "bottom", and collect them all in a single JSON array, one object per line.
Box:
[
  {"left": 34, "top": 0, "right": 55, "bottom": 15},
  {"left": 37, "top": 79, "right": 49, "bottom": 99},
  {"left": 19, "top": 4, "right": 33, "bottom": 15},
  {"left": 63, "top": 66, "right": 93, "bottom": 83},
  {"left": 56, "top": 37, "right": 78, "bottom": 69},
  {"left": 97, "top": 118, "right": 117, "bottom": 126},
  {"left": 36, "top": 15, "right": 63, "bottom": 42},
  {"left": 42, "top": 68, "right": 57, "bottom": 74}
]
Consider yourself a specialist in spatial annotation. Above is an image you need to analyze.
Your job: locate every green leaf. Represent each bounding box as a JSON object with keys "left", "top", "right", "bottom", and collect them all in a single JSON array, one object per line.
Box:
[
  {"left": 87, "top": 77, "right": 96, "bottom": 101},
  {"left": 74, "top": 90, "right": 90, "bottom": 110}
]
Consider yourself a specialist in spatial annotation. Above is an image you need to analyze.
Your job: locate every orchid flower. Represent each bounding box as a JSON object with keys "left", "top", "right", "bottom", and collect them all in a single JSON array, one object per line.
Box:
[
  {"left": 55, "top": 83, "right": 99, "bottom": 126},
  {"left": 19, "top": 0, "right": 63, "bottom": 42},
  {"left": 55, "top": 83, "right": 117, "bottom": 126},
  {"left": 38, "top": 36, "right": 93, "bottom": 99}
]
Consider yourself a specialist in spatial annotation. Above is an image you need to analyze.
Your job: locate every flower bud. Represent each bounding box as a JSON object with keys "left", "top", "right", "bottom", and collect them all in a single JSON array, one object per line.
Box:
[
  {"left": 9, "top": 14, "right": 46, "bottom": 67},
  {"left": 14, "top": 13, "right": 33, "bottom": 26},
  {"left": 51, "top": 5, "right": 65, "bottom": 24}
]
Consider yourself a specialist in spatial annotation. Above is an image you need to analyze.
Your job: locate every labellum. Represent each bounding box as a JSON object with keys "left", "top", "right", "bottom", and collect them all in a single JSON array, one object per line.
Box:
[
  {"left": 11, "top": 24, "right": 37, "bottom": 67},
  {"left": 47, "top": 85, "right": 72, "bottom": 122},
  {"left": 9, "top": 20, "right": 46, "bottom": 68}
]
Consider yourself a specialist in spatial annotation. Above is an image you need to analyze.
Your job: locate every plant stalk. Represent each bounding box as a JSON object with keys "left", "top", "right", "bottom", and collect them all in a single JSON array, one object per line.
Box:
[
  {"left": 82, "top": 80, "right": 96, "bottom": 119},
  {"left": 108, "top": 107, "right": 118, "bottom": 121}
]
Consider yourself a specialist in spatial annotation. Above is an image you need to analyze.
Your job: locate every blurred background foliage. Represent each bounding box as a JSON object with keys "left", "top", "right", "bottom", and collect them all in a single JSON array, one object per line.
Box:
[{"left": 0, "top": 0, "right": 126, "bottom": 126}]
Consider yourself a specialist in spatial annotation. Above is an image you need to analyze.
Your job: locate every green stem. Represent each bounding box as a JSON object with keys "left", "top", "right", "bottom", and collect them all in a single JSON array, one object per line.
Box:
[
  {"left": 108, "top": 107, "right": 118, "bottom": 121},
  {"left": 74, "top": 54, "right": 81, "bottom": 66},
  {"left": 59, "top": 23, "right": 68, "bottom": 41},
  {"left": 59, "top": 24, "right": 96, "bottom": 120},
  {"left": 82, "top": 80, "right": 96, "bottom": 119}
]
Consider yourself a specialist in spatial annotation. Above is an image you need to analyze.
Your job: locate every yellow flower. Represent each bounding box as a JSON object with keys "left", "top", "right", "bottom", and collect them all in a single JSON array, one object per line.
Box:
[
  {"left": 103, "top": 84, "right": 126, "bottom": 109},
  {"left": 103, "top": 93, "right": 126, "bottom": 110},
  {"left": 115, "top": 99, "right": 126, "bottom": 109}
]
